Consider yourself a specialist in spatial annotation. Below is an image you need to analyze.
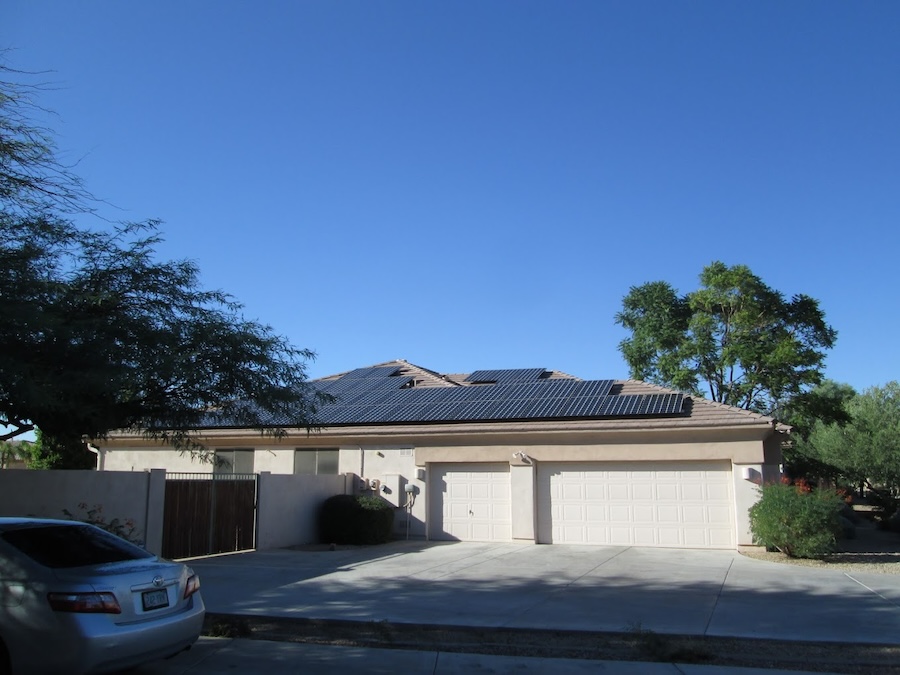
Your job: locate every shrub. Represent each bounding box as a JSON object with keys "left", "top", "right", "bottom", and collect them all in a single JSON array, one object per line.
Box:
[
  {"left": 355, "top": 496, "right": 395, "bottom": 544},
  {"left": 748, "top": 480, "right": 846, "bottom": 559},
  {"left": 319, "top": 494, "right": 395, "bottom": 545},
  {"left": 62, "top": 503, "right": 143, "bottom": 546}
]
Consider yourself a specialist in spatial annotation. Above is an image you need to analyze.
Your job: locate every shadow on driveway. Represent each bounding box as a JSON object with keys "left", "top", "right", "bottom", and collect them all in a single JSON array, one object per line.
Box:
[{"left": 186, "top": 541, "right": 900, "bottom": 645}]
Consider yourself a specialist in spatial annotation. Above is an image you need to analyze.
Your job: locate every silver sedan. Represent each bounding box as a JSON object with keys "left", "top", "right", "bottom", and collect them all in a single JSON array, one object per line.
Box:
[{"left": 0, "top": 517, "right": 205, "bottom": 674}]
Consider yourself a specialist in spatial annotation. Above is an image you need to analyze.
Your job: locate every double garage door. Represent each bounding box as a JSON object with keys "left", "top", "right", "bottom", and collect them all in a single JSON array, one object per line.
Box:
[
  {"left": 430, "top": 460, "right": 735, "bottom": 549},
  {"left": 537, "top": 461, "right": 735, "bottom": 549}
]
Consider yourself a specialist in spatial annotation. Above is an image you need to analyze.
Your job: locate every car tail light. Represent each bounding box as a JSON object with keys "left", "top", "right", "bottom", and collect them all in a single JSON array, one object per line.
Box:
[
  {"left": 48, "top": 592, "right": 121, "bottom": 614},
  {"left": 183, "top": 574, "right": 200, "bottom": 599}
]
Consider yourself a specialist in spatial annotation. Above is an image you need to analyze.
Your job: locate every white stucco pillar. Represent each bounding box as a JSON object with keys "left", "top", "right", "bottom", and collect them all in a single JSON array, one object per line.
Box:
[
  {"left": 510, "top": 460, "right": 536, "bottom": 542},
  {"left": 144, "top": 468, "right": 167, "bottom": 556},
  {"left": 733, "top": 463, "right": 772, "bottom": 547}
]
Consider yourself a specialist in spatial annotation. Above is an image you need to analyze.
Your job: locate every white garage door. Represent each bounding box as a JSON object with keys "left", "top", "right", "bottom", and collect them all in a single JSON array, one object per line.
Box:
[
  {"left": 537, "top": 461, "right": 735, "bottom": 549},
  {"left": 430, "top": 463, "right": 511, "bottom": 542}
]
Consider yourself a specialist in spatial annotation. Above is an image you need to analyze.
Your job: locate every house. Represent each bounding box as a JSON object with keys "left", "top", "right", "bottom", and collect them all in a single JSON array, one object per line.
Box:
[{"left": 99, "top": 360, "right": 785, "bottom": 549}]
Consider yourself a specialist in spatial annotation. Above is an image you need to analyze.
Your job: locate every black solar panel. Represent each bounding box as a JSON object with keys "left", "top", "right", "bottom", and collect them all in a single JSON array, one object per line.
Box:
[{"left": 302, "top": 367, "right": 684, "bottom": 427}]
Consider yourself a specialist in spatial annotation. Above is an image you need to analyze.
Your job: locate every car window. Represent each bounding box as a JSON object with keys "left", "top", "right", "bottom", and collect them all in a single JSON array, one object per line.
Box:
[{"left": 1, "top": 524, "right": 152, "bottom": 568}]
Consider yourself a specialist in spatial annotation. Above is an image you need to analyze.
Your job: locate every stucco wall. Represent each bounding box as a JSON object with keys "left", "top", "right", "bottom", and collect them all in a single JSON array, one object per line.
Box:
[
  {"left": 255, "top": 472, "right": 350, "bottom": 549},
  {"left": 101, "top": 445, "right": 298, "bottom": 474},
  {"left": 0, "top": 469, "right": 166, "bottom": 554},
  {"left": 415, "top": 438, "right": 771, "bottom": 465},
  {"left": 100, "top": 446, "right": 209, "bottom": 473},
  {"left": 338, "top": 446, "right": 425, "bottom": 538}
]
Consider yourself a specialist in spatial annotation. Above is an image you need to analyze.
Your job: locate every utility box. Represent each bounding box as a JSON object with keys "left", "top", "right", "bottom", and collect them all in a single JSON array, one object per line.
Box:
[{"left": 381, "top": 474, "right": 403, "bottom": 507}]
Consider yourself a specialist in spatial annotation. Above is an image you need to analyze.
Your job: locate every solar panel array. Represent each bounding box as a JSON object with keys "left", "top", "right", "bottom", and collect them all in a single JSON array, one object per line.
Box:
[{"left": 309, "top": 368, "right": 684, "bottom": 426}]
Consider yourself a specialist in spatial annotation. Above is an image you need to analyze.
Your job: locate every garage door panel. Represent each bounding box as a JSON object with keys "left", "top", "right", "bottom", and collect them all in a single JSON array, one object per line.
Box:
[
  {"left": 658, "top": 528, "right": 681, "bottom": 546},
  {"left": 430, "top": 463, "right": 511, "bottom": 542},
  {"left": 585, "top": 504, "right": 607, "bottom": 520},
  {"left": 609, "top": 505, "right": 631, "bottom": 522},
  {"left": 707, "top": 483, "right": 730, "bottom": 500},
  {"left": 561, "top": 484, "right": 582, "bottom": 500},
  {"left": 657, "top": 505, "right": 679, "bottom": 523},
  {"left": 538, "top": 461, "right": 735, "bottom": 549},
  {"left": 681, "top": 483, "right": 704, "bottom": 500},
  {"left": 608, "top": 484, "right": 629, "bottom": 499},
  {"left": 633, "top": 484, "right": 653, "bottom": 500},
  {"left": 562, "top": 504, "right": 584, "bottom": 520},
  {"left": 708, "top": 505, "right": 732, "bottom": 524},
  {"left": 709, "top": 529, "right": 734, "bottom": 547},
  {"left": 656, "top": 483, "right": 678, "bottom": 500},
  {"left": 634, "top": 505, "right": 653, "bottom": 521},
  {"left": 584, "top": 484, "right": 606, "bottom": 500}
]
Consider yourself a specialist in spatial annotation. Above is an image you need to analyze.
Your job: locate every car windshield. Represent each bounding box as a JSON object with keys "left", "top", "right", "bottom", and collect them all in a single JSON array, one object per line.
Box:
[{"left": 2, "top": 523, "right": 152, "bottom": 568}]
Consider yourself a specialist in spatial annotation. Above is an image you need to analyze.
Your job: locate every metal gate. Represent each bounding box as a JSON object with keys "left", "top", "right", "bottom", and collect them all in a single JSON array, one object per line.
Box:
[{"left": 162, "top": 473, "right": 258, "bottom": 559}]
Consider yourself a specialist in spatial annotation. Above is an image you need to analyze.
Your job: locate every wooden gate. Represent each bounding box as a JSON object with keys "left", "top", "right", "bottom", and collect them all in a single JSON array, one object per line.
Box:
[{"left": 162, "top": 473, "right": 258, "bottom": 559}]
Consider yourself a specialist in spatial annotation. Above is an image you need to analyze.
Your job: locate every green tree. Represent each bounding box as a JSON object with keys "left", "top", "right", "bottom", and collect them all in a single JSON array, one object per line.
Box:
[
  {"left": 780, "top": 380, "right": 856, "bottom": 481},
  {"left": 0, "top": 63, "right": 326, "bottom": 467},
  {"left": 798, "top": 383, "right": 900, "bottom": 517},
  {"left": 615, "top": 261, "right": 837, "bottom": 416}
]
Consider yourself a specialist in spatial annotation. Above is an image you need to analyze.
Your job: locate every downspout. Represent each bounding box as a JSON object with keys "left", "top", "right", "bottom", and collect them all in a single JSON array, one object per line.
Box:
[{"left": 86, "top": 442, "right": 101, "bottom": 470}]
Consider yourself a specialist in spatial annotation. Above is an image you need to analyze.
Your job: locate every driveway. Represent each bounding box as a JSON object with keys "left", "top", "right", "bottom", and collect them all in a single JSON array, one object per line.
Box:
[{"left": 185, "top": 541, "right": 900, "bottom": 644}]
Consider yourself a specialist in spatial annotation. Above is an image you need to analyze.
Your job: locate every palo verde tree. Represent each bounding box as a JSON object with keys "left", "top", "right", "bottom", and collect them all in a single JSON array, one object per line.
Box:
[
  {"left": 0, "top": 61, "right": 325, "bottom": 467},
  {"left": 615, "top": 261, "right": 837, "bottom": 417}
]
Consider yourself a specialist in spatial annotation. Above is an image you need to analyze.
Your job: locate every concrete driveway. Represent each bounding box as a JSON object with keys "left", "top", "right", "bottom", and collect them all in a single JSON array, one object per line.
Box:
[{"left": 184, "top": 541, "right": 900, "bottom": 644}]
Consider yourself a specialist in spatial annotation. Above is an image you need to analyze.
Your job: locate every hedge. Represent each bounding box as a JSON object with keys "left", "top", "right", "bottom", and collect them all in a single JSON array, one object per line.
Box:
[{"left": 319, "top": 494, "right": 395, "bottom": 545}]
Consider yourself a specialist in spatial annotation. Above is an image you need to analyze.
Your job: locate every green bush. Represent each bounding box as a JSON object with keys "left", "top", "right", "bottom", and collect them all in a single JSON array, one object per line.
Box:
[
  {"left": 748, "top": 481, "right": 846, "bottom": 559},
  {"left": 319, "top": 494, "right": 395, "bottom": 545}
]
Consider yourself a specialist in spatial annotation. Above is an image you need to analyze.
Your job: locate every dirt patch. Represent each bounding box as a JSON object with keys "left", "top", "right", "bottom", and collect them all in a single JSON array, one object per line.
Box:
[{"left": 203, "top": 614, "right": 900, "bottom": 674}]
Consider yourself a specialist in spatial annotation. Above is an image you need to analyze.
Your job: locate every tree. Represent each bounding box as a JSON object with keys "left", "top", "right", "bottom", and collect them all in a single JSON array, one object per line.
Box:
[
  {"left": 797, "top": 383, "right": 900, "bottom": 518},
  {"left": 615, "top": 261, "right": 837, "bottom": 416},
  {"left": 0, "top": 62, "right": 325, "bottom": 467},
  {"left": 780, "top": 380, "right": 856, "bottom": 481},
  {"left": 0, "top": 60, "right": 91, "bottom": 215}
]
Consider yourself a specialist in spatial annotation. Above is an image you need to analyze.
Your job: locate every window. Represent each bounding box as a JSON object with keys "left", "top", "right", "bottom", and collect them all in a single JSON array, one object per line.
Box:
[
  {"left": 215, "top": 449, "right": 255, "bottom": 474},
  {"left": 294, "top": 448, "right": 339, "bottom": 475},
  {"left": 3, "top": 523, "right": 152, "bottom": 569}
]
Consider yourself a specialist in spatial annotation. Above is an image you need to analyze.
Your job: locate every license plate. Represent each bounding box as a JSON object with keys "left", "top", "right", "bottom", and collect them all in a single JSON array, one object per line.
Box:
[{"left": 142, "top": 589, "right": 169, "bottom": 611}]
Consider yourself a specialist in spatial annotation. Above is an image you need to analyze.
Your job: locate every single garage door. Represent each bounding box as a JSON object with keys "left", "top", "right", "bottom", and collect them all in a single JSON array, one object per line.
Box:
[
  {"left": 537, "top": 461, "right": 735, "bottom": 549},
  {"left": 429, "top": 463, "right": 511, "bottom": 542}
]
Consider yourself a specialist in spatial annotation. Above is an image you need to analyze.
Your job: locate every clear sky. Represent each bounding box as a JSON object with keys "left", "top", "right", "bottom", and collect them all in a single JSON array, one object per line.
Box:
[{"left": 4, "top": 2, "right": 899, "bottom": 392}]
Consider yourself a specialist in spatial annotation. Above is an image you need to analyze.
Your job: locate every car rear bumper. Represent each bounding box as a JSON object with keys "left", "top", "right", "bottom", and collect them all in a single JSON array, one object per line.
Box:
[{"left": 79, "top": 593, "right": 206, "bottom": 674}]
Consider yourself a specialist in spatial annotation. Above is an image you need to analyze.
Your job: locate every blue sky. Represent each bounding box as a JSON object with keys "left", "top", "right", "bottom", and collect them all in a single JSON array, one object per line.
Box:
[{"left": 4, "top": 2, "right": 898, "bottom": 392}]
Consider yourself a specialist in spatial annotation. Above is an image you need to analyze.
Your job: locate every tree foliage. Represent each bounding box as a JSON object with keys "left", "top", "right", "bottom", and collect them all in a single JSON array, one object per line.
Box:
[
  {"left": 615, "top": 261, "right": 836, "bottom": 416},
  {"left": 797, "top": 383, "right": 900, "bottom": 515},
  {"left": 778, "top": 380, "right": 856, "bottom": 481},
  {"left": 0, "top": 61, "right": 325, "bottom": 467},
  {"left": 0, "top": 61, "right": 91, "bottom": 215}
]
